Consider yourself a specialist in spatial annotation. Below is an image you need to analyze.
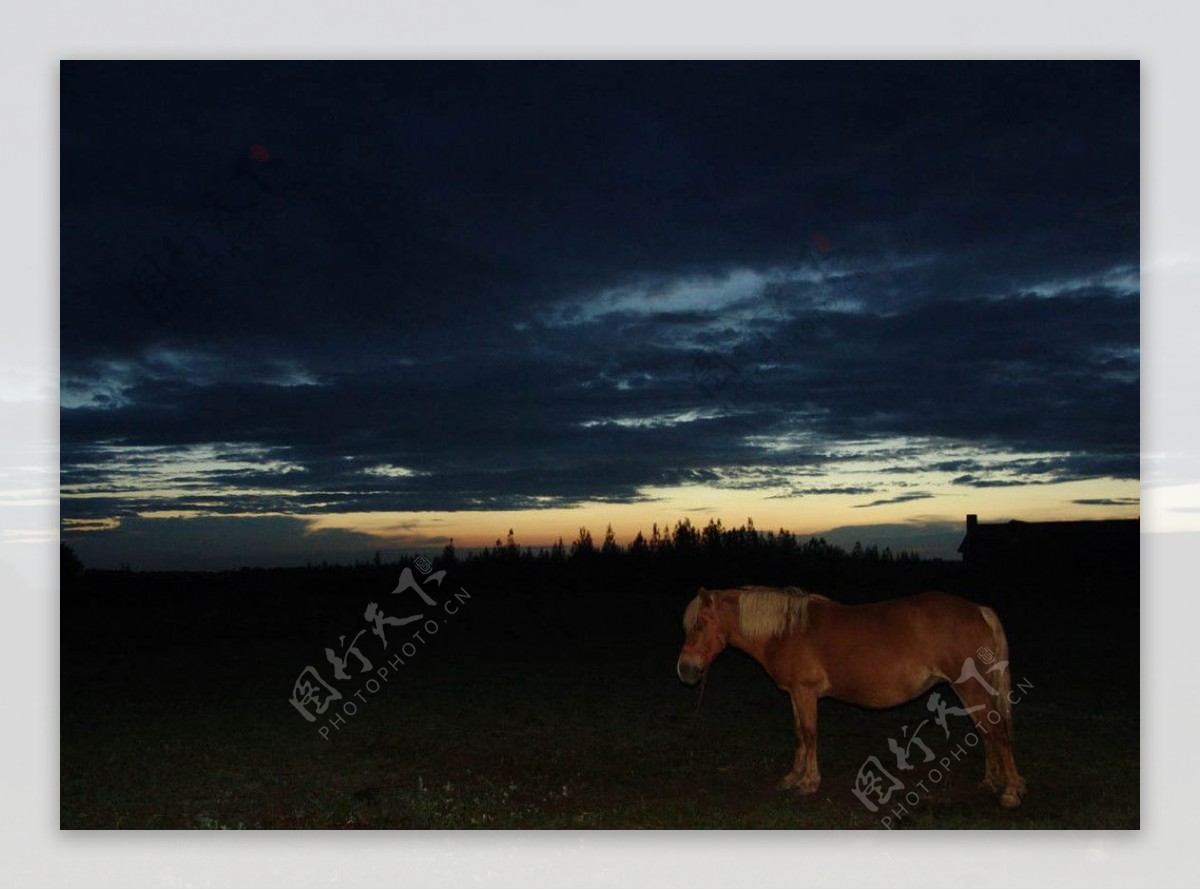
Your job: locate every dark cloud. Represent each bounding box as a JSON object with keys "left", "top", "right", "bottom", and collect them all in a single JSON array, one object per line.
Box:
[
  {"left": 852, "top": 493, "right": 935, "bottom": 509},
  {"left": 952, "top": 475, "right": 1041, "bottom": 488},
  {"left": 794, "top": 486, "right": 878, "bottom": 497}
]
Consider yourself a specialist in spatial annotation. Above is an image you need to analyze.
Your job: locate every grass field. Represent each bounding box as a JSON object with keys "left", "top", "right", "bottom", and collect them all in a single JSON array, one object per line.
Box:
[{"left": 60, "top": 583, "right": 1139, "bottom": 830}]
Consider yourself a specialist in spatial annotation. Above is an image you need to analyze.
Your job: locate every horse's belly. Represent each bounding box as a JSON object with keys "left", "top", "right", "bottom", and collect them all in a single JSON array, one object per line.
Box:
[{"left": 827, "top": 665, "right": 938, "bottom": 709}]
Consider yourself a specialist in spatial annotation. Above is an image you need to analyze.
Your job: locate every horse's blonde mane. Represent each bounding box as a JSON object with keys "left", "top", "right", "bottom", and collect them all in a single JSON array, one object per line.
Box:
[
  {"left": 737, "top": 586, "right": 828, "bottom": 638},
  {"left": 682, "top": 596, "right": 700, "bottom": 631}
]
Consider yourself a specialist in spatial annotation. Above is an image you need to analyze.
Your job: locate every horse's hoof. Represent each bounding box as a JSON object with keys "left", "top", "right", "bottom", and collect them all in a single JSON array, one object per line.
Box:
[
  {"left": 777, "top": 773, "right": 819, "bottom": 793},
  {"left": 1000, "top": 789, "right": 1022, "bottom": 809},
  {"left": 979, "top": 778, "right": 1000, "bottom": 793}
]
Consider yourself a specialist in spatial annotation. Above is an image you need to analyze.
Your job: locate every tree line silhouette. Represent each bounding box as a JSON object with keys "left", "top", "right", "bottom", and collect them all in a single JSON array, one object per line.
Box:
[
  {"left": 62, "top": 516, "right": 945, "bottom": 597},
  {"left": 61, "top": 517, "right": 962, "bottom": 651},
  {"left": 435, "top": 517, "right": 948, "bottom": 599}
]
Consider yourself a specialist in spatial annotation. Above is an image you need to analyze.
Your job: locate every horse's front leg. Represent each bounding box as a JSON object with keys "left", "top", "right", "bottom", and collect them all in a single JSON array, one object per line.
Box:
[{"left": 777, "top": 689, "right": 820, "bottom": 793}]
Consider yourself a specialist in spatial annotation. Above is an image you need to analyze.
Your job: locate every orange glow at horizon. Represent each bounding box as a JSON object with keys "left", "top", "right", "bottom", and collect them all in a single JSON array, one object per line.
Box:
[{"left": 298, "top": 477, "right": 1140, "bottom": 550}]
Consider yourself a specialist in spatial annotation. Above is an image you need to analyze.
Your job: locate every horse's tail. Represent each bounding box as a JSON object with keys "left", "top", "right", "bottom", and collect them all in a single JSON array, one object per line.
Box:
[{"left": 978, "top": 605, "right": 1013, "bottom": 729}]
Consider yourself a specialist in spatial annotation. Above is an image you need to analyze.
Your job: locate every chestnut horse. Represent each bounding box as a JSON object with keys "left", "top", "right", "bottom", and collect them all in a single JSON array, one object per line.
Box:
[{"left": 676, "top": 586, "right": 1026, "bottom": 808}]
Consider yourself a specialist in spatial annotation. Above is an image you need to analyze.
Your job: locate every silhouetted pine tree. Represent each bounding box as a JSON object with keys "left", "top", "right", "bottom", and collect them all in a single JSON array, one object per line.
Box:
[
  {"left": 601, "top": 523, "right": 620, "bottom": 557},
  {"left": 571, "top": 526, "right": 595, "bottom": 558}
]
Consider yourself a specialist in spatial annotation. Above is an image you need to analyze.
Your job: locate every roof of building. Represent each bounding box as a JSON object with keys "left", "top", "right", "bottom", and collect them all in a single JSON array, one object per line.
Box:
[{"left": 957, "top": 517, "right": 1139, "bottom": 555}]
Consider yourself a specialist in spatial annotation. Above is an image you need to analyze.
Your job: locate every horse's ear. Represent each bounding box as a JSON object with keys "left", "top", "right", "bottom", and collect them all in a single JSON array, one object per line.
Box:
[{"left": 697, "top": 587, "right": 713, "bottom": 604}]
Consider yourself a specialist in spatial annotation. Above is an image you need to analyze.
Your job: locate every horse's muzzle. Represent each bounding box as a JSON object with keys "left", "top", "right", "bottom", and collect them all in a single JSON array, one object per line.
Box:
[{"left": 677, "top": 657, "right": 705, "bottom": 686}]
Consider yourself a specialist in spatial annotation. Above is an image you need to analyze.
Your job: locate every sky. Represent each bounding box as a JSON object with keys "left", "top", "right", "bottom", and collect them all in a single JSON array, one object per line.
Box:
[{"left": 59, "top": 61, "right": 1140, "bottom": 569}]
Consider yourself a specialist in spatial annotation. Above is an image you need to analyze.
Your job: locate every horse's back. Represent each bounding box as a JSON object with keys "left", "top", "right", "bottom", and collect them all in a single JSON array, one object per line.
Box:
[
  {"left": 817, "top": 589, "right": 983, "bottom": 635},
  {"left": 842, "top": 590, "right": 988, "bottom": 632}
]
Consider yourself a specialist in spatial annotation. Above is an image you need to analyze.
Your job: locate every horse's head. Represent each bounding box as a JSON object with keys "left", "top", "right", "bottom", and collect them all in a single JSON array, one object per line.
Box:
[{"left": 677, "top": 588, "right": 729, "bottom": 685}]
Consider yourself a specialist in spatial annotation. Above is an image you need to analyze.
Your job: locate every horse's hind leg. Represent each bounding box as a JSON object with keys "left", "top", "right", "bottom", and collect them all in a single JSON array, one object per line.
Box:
[
  {"left": 949, "top": 679, "right": 1023, "bottom": 808},
  {"left": 988, "top": 712, "right": 1025, "bottom": 808},
  {"left": 777, "top": 689, "right": 820, "bottom": 793}
]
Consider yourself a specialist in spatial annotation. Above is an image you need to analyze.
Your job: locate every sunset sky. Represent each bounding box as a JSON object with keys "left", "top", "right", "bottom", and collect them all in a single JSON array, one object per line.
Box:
[{"left": 60, "top": 61, "right": 1140, "bottom": 569}]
